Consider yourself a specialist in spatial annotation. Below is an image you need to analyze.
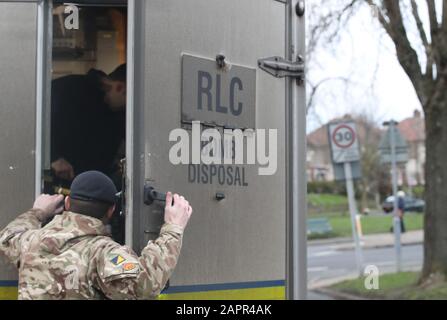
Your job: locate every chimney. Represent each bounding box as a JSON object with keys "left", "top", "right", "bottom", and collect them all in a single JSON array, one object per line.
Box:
[{"left": 414, "top": 109, "right": 421, "bottom": 118}]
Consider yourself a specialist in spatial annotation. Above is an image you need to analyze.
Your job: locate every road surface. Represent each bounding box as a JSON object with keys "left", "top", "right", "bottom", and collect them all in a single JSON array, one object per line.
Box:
[{"left": 308, "top": 242, "right": 423, "bottom": 289}]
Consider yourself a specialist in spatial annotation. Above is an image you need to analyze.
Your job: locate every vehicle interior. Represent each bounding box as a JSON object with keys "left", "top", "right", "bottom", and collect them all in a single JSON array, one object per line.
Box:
[{"left": 44, "top": 0, "right": 128, "bottom": 244}]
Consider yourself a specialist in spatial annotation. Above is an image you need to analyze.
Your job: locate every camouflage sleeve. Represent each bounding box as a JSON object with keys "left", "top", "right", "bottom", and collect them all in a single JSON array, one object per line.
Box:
[
  {"left": 0, "top": 209, "right": 42, "bottom": 266},
  {"left": 96, "top": 223, "right": 184, "bottom": 300}
]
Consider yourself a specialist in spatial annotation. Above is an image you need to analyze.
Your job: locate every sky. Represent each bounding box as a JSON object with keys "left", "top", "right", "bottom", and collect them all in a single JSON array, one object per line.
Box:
[{"left": 306, "top": 1, "right": 427, "bottom": 133}]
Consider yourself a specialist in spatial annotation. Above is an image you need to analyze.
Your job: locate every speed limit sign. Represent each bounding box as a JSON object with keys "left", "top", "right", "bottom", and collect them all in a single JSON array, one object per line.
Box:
[{"left": 329, "top": 121, "right": 361, "bottom": 163}]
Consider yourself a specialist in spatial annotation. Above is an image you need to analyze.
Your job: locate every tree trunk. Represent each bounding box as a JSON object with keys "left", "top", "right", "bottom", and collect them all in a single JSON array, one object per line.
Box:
[{"left": 421, "top": 81, "right": 447, "bottom": 281}]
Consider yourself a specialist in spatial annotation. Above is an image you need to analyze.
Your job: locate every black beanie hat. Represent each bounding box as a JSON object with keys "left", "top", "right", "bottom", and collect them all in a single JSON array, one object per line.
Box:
[{"left": 70, "top": 171, "right": 117, "bottom": 204}]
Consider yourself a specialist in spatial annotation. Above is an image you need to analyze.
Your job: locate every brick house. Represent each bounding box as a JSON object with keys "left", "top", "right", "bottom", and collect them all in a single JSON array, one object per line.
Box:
[
  {"left": 398, "top": 110, "right": 425, "bottom": 186},
  {"left": 307, "top": 115, "right": 382, "bottom": 182}
]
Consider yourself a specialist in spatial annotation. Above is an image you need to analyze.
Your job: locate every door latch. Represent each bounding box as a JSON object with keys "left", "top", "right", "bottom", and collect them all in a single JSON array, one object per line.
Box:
[
  {"left": 143, "top": 184, "right": 167, "bottom": 206},
  {"left": 258, "top": 55, "right": 304, "bottom": 79}
]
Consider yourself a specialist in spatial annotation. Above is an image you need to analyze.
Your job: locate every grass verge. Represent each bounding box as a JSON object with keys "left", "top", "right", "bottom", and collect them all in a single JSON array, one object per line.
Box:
[
  {"left": 330, "top": 272, "right": 447, "bottom": 300},
  {"left": 309, "top": 213, "right": 423, "bottom": 240},
  {"left": 308, "top": 193, "right": 348, "bottom": 207}
]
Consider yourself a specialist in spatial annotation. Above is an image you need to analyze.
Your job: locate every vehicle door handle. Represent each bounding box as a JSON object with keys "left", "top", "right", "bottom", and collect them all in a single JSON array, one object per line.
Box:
[{"left": 143, "top": 184, "right": 167, "bottom": 206}]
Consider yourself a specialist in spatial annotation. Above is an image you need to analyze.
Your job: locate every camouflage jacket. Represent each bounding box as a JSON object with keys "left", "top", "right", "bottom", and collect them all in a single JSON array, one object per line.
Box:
[{"left": 0, "top": 209, "right": 183, "bottom": 300}]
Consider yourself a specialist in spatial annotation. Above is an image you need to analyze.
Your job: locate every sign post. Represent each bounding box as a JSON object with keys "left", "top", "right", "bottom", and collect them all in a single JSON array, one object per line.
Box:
[
  {"left": 390, "top": 122, "right": 402, "bottom": 272},
  {"left": 379, "top": 121, "right": 408, "bottom": 272},
  {"left": 328, "top": 121, "right": 363, "bottom": 276}
]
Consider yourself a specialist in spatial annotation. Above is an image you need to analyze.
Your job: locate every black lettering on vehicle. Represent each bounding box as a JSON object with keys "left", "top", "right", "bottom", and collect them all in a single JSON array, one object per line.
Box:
[
  {"left": 209, "top": 165, "right": 217, "bottom": 184},
  {"left": 215, "top": 74, "right": 228, "bottom": 114},
  {"left": 218, "top": 165, "right": 225, "bottom": 185},
  {"left": 188, "top": 164, "right": 196, "bottom": 183},
  {"left": 197, "top": 71, "right": 212, "bottom": 111},
  {"left": 234, "top": 167, "right": 241, "bottom": 186},
  {"left": 242, "top": 166, "right": 248, "bottom": 187},
  {"left": 187, "top": 165, "right": 248, "bottom": 187},
  {"left": 201, "top": 164, "right": 209, "bottom": 184},
  {"left": 226, "top": 166, "right": 234, "bottom": 185},
  {"left": 230, "top": 76, "right": 243, "bottom": 116}
]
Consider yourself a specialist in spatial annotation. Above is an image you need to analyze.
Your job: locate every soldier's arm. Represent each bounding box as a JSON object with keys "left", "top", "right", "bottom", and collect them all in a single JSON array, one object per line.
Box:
[
  {"left": 96, "top": 223, "right": 184, "bottom": 300},
  {"left": 0, "top": 209, "right": 43, "bottom": 266},
  {"left": 0, "top": 194, "right": 64, "bottom": 266},
  {"left": 96, "top": 192, "right": 192, "bottom": 300}
]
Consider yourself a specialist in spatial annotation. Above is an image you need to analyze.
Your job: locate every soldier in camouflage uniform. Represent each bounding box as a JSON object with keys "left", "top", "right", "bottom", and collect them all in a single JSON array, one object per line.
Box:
[{"left": 0, "top": 171, "right": 193, "bottom": 300}]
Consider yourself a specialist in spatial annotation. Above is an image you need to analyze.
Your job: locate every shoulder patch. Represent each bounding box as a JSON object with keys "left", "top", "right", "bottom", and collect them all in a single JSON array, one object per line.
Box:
[
  {"left": 101, "top": 250, "right": 140, "bottom": 282},
  {"left": 123, "top": 263, "right": 137, "bottom": 271},
  {"left": 110, "top": 255, "right": 126, "bottom": 265}
]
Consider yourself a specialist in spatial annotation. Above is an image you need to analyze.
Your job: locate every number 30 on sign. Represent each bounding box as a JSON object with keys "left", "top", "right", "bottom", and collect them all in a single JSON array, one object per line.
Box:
[{"left": 328, "top": 122, "right": 361, "bottom": 164}]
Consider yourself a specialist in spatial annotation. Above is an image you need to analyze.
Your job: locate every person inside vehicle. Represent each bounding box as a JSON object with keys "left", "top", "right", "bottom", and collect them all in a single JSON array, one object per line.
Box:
[
  {"left": 49, "top": 64, "right": 127, "bottom": 243},
  {"left": 50, "top": 64, "right": 127, "bottom": 182}
]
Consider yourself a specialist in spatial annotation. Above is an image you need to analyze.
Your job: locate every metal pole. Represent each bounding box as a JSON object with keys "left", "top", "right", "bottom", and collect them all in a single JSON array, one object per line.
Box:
[
  {"left": 285, "top": 0, "right": 307, "bottom": 300},
  {"left": 390, "top": 121, "right": 402, "bottom": 272},
  {"left": 125, "top": 0, "right": 136, "bottom": 248},
  {"left": 344, "top": 162, "right": 363, "bottom": 276},
  {"left": 35, "top": 0, "right": 52, "bottom": 197}
]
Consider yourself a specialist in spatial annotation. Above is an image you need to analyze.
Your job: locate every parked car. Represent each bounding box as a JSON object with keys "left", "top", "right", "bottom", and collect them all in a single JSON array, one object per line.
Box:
[{"left": 382, "top": 196, "right": 425, "bottom": 213}]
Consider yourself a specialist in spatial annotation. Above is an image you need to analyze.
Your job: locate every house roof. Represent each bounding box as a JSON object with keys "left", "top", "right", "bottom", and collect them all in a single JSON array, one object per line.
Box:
[
  {"left": 307, "top": 115, "right": 382, "bottom": 147},
  {"left": 307, "top": 110, "right": 425, "bottom": 147},
  {"left": 307, "top": 123, "right": 330, "bottom": 147},
  {"left": 398, "top": 110, "right": 425, "bottom": 142}
]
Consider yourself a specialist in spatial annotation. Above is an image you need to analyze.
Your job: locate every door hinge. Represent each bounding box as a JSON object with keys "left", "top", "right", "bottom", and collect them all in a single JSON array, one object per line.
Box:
[{"left": 258, "top": 56, "right": 305, "bottom": 79}]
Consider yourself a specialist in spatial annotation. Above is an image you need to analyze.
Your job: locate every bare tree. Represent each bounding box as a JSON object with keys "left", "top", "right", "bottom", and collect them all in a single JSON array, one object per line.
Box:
[
  {"left": 354, "top": 112, "right": 384, "bottom": 213},
  {"left": 310, "top": 0, "right": 447, "bottom": 283}
]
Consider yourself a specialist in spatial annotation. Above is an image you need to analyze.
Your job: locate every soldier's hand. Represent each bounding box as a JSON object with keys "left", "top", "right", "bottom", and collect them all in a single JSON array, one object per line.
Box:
[
  {"left": 33, "top": 194, "right": 65, "bottom": 221},
  {"left": 51, "top": 158, "right": 75, "bottom": 181},
  {"left": 164, "top": 192, "right": 193, "bottom": 229}
]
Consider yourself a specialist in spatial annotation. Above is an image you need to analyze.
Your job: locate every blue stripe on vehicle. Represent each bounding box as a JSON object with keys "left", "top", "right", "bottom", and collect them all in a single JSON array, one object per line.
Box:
[
  {"left": 0, "top": 281, "right": 18, "bottom": 287},
  {"left": 1, "top": 279, "right": 286, "bottom": 295},
  {"left": 162, "top": 280, "right": 285, "bottom": 294}
]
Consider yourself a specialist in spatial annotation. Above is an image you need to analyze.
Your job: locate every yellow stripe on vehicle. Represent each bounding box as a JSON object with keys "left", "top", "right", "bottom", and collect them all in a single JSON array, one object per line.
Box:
[
  {"left": 159, "top": 280, "right": 286, "bottom": 300},
  {"left": 159, "top": 286, "right": 285, "bottom": 300},
  {"left": 0, "top": 280, "right": 285, "bottom": 300},
  {"left": 0, "top": 287, "right": 18, "bottom": 300}
]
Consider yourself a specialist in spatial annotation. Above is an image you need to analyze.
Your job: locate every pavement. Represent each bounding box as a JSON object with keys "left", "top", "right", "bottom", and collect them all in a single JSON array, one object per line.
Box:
[
  {"left": 309, "top": 230, "right": 423, "bottom": 251},
  {"left": 307, "top": 290, "right": 335, "bottom": 300}
]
